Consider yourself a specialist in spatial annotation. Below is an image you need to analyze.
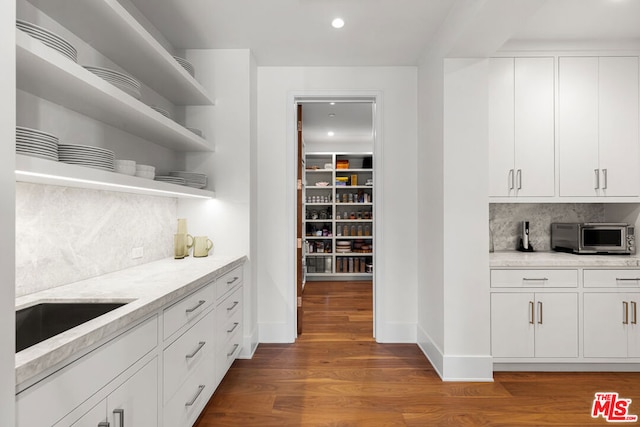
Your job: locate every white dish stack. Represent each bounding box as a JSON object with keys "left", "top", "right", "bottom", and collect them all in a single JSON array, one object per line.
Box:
[
  {"left": 16, "top": 126, "right": 59, "bottom": 161},
  {"left": 16, "top": 20, "right": 77, "bottom": 63},
  {"left": 115, "top": 159, "right": 136, "bottom": 175},
  {"left": 135, "top": 164, "right": 155, "bottom": 179},
  {"left": 155, "top": 175, "right": 186, "bottom": 185},
  {"left": 83, "top": 66, "right": 142, "bottom": 99},
  {"left": 169, "top": 171, "right": 207, "bottom": 189},
  {"left": 172, "top": 56, "right": 195, "bottom": 78},
  {"left": 58, "top": 144, "right": 115, "bottom": 171}
]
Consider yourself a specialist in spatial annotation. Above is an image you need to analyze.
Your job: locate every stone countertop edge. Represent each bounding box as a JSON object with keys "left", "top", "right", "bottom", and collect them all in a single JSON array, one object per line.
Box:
[
  {"left": 490, "top": 251, "right": 640, "bottom": 268},
  {"left": 15, "top": 254, "right": 247, "bottom": 386}
]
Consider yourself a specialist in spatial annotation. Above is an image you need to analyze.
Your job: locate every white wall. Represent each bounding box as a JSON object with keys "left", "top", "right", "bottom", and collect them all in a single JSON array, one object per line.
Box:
[
  {"left": 257, "top": 66, "right": 418, "bottom": 343},
  {"left": 178, "top": 49, "right": 258, "bottom": 357},
  {"left": 0, "top": 0, "right": 15, "bottom": 424},
  {"left": 416, "top": 58, "right": 492, "bottom": 381}
]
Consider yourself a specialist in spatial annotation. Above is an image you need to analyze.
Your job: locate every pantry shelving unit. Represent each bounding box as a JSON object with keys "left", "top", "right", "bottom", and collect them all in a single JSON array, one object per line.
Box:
[
  {"left": 303, "top": 153, "right": 374, "bottom": 279},
  {"left": 15, "top": 0, "right": 215, "bottom": 199}
]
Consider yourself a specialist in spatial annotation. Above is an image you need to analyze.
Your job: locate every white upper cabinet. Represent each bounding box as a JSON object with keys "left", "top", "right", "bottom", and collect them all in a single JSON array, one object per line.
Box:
[
  {"left": 489, "top": 57, "right": 555, "bottom": 197},
  {"left": 559, "top": 56, "right": 639, "bottom": 197}
]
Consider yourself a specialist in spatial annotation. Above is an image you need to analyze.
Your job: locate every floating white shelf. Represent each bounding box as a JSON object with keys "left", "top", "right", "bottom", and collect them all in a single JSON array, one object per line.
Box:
[
  {"left": 15, "top": 154, "right": 215, "bottom": 199},
  {"left": 28, "top": 0, "right": 214, "bottom": 105},
  {"left": 16, "top": 31, "right": 213, "bottom": 153}
]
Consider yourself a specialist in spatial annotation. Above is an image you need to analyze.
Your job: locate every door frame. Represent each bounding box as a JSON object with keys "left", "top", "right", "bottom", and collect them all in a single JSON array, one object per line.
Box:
[{"left": 288, "top": 90, "right": 384, "bottom": 340}]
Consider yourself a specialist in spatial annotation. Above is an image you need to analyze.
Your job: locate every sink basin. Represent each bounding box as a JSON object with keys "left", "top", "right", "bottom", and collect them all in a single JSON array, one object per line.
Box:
[{"left": 16, "top": 302, "right": 127, "bottom": 353}]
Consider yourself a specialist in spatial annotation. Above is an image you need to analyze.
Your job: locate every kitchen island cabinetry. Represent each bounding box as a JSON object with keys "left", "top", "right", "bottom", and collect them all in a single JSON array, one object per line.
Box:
[
  {"left": 16, "top": 0, "right": 215, "bottom": 198},
  {"left": 488, "top": 57, "right": 555, "bottom": 198},
  {"left": 558, "top": 56, "right": 639, "bottom": 197}
]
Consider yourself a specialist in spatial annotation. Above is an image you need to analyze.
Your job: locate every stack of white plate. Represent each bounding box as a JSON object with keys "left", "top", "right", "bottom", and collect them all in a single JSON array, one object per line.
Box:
[
  {"left": 83, "top": 66, "right": 141, "bottom": 99},
  {"left": 150, "top": 106, "right": 172, "bottom": 120},
  {"left": 16, "top": 126, "right": 59, "bottom": 161},
  {"left": 58, "top": 144, "right": 115, "bottom": 171},
  {"left": 336, "top": 241, "right": 352, "bottom": 253},
  {"left": 17, "top": 20, "right": 77, "bottom": 63},
  {"left": 155, "top": 176, "right": 186, "bottom": 185},
  {"left": 172, "top": 56, "right": 195, "bottom": 78},
  {"left": 169, "top": 171, "right": 208, "bottom": 189}
]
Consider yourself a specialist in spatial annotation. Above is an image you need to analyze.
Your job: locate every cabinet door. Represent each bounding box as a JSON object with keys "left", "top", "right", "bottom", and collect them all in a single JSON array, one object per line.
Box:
[
  {"left": 599, "top": 56, "right": 640, "bottom": 197},
  {"left": 628, "top": 295, "right": 640, "bottom": 358},
  {"left": 491, "top": 293, "right": 535, "bottom": 357},
  {"left": 558, "top": 57, "right": 600, "bottom": 196},
  {"left": 514, "top": 57, "right": 555, "bottom": 197},
  {"left": 534, "top": 293, "right": 578, "bottom": 358},
  {"left": 107, "top": 358, "right": 158, "bottom": 427},
  {"left": 584, "top": 293, "right": 628, "bottom": 358},
  {"left": 489, "top": 58, "right": 515, "bottom": 197}
]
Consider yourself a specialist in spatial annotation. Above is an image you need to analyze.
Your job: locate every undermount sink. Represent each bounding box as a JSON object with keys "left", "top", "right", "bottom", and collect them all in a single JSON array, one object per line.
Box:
[{"left": 16, "top": 302, "right": 127, "bottom": 353}]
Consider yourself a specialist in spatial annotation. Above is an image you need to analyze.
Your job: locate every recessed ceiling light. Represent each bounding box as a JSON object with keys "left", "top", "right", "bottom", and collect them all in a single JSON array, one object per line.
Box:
[
  {"left": 331, "top": 18, "right": 344, "bottom": 29},
  {"left": 328, "top": 113, "right": 336, "bottom": 118},
  {"left": 329, "top": 102, "right": 336, "bottom": 105},
  {"left": 327, "top": 131, "right": 335, "bottom": 137}
]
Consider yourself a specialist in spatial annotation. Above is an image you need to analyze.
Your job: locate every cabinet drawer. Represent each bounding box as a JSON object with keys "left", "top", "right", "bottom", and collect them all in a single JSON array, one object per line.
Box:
[
  {"left": 216, "top": 266, "right": 243, "bottom": 299},
  {"left": 491, "top": 269, "right": 578, "bottom": 288},
  {"left": 16, "top": 316, "right": 158, "bottom": 427},
  {"left": 163, "top": 308, "right": 215, "bottom": 404},
  {"left": 216, "top": 328, "right": 243, "bottom": 383},
  {"left": 584, "top": 269, "right": 640, "bottom": 288},
  {"left": 163, "top": 282, "right": 215, "bottom": 340},
  {"left": 164, "top": 356, "right": 216, "bottom": 427}
]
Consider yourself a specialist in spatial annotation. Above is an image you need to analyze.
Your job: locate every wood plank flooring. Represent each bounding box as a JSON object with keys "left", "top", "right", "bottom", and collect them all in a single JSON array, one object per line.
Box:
[{"left": 194, "top": 281, "right": 640, "bottom": 426}]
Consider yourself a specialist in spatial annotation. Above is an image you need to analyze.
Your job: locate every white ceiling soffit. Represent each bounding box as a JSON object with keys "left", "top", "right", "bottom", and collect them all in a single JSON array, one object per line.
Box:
[
  {"left": 127, "top": 0, "right": 455, "bottom": 66},
  {"left": 301, "top": 102, "right": 373, "bottom": 145}
]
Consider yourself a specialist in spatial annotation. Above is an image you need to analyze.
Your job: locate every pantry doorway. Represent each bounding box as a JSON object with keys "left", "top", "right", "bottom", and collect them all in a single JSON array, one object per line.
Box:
[{"left": 292, "top": 93, "right": 382, "bottom": 339}]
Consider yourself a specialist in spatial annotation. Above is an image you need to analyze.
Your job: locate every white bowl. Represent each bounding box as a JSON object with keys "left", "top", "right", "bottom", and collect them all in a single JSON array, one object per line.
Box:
[
  {"left": 136, "top": 164, "right": 155, "bottom": 172},
  {"left": 135, "top": 170, "right": 155, "bottom": 179}
]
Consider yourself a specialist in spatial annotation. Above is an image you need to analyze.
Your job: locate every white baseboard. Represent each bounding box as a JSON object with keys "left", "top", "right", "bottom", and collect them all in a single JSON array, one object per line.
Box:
[{"left": 417, "top": 324, "right": 493, "bottom": 382}]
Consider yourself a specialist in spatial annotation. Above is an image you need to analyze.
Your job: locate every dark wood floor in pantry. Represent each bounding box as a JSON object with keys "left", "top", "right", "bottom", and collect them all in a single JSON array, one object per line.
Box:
[{"left": 194, "top": 281, "right": 640, "bottom": 426}]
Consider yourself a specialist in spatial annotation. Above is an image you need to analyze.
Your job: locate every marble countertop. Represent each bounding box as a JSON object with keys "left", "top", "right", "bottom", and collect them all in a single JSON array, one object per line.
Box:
[
  {"left": 490, "top": 251, "right": 640, "bottom": 268},
  {"left": 15, "top": 254, "right": 246, "bottom": 386}
]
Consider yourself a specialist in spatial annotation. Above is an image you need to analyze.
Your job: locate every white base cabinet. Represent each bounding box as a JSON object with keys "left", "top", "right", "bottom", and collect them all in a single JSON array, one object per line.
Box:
[
  {"left": 491, "top": 292, "right": 578, "bottom": 358},
  {"left": 584, "top": 293, "right": 640, "bottom": 358}
]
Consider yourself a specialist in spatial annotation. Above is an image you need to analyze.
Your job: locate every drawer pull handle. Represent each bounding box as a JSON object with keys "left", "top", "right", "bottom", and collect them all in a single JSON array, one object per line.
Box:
[
  {"left": 508, "top": 169, "right": 514, "bottom": 190},
  {"left": 186, "top": 300, "right": 206, "bottom": 313},
  {"left": 227, "top": 276, "right": 239, "bottom": 285},
  {"left": 632, "top": 301, "right": 637, "bottom": 325},
  {"left": 113, "top": 409, "right": 124, "bottom": 427},
  {"left": 523, "top": 278, "right": 548, "bottom": 281},
  {"left": 616, "top": 278, "right": 640, "bottom": 281},
  {"left": 186, "top": 341, "right": 206, "bottom": 359},
  {"left": 227, "top": 322, "right": 240, "bottom": 333},
  {"left": 98, "top": 422, "right": 110, "bottom": 427},
  {"left": 227, "top": 343, "right": 239, "bottom": 357},
  {"left": 227, "top": 301, "right": 240, "bottom": 311},
  {"left": 595, "top": 169, "right": 600, "bottom": 189},
  {"left": 623, "top": 301, "right": 629, "bottom": 325},
  {"left": 185, "top": 385, "right": 206, "bottom": 407}
]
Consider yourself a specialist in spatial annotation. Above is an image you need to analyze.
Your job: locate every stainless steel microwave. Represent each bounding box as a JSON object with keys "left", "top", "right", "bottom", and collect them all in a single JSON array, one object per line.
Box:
[{"left": 551, "top": 223, "right": 636, "bottom": 255}]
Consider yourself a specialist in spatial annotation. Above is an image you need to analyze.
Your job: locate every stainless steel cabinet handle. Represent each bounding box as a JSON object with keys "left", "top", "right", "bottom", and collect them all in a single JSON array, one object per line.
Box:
[
  {"left": 186, "top": 341, "right": 206, "bottom": 359},
  {"left": 227, "top": 343, "right": 239, "bottom": 357},
  {"left": 594, "top": 169, "right": 600, "bottom": 189},
  {"left": 98, "top": 422, "right": 110, "bottom": 427},
  {"left": 602, "top": 168, "right": 608, "bottom": 189},
  {"left": 523, "top": 278, "right": 548, "bottom": 282},
  {"left": 226, "top": 276, "right": 239, "bottom": 285},
  {"left": 516, "top": 169, "right": 522, "bottom": 190},
  {"left": 227, "top": 301, "right": 239, "bottom": 312},
  {"left": 185, "top": 385, "right": 206, "bottom": 407},
  {"left": 632, "top": 301, "right": 637, "bottom": 325},
  {"left": 529, "top": 301, "right": 534, "bottom": 324},
  {"left": 186, "top": 300, "right": 206, "bottom": 313},
  {"left": 623, "top": 301, "right": 629, "bottom": 325},
  {"left": 227, "top": 322, "right": 240, "bottom": 333},
  {"left": 537, "top": 301, "right": 543, "bottom": 324},
  {"left": 508, "top": 169, "right": 514, "bottom": 190},
  {"left": 616, "top": 278, "right": 640, "bottom": 281},
  {"left": 113, "top": 409, "right": 124, "bottom": 427}
]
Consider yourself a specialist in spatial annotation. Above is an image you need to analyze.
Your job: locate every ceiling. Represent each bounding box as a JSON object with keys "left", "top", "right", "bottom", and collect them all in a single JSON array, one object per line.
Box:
[
  {"left": 130, "top": 0, "right": 640, "bottom": 66},
  {"left": 301, "top": 102, "right": 374, "bottom": 146}
]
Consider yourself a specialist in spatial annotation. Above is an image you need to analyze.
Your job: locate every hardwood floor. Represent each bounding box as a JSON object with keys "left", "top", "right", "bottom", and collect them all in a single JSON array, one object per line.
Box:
[{"left": 194, "top": 281, "right": 640, "bottom": 426}]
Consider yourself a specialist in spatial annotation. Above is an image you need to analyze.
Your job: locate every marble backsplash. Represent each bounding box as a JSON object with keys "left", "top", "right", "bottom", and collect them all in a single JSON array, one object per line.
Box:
[
  {"left": 489, "top": 203, "right": 606, "bottom": 252},
  {"left": 16, "top": 183, "right": 177, "bottom": 297}
]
